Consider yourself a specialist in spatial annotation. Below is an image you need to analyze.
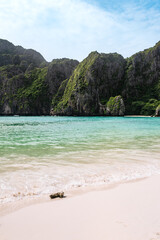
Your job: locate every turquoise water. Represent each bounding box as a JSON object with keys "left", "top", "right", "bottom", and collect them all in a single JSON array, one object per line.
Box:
[{"left": 0, "top": 116, "right": 160, "bottom": 204}]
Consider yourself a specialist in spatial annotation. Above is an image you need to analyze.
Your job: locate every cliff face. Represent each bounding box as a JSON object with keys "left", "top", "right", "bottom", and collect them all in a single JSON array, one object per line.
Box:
[
  {"left": 0, "top": 39, "right": 160, "bottom": 116},
  {"left": 51, "top": 52, "right": 126, "bottom": 115},
  {"left": 47, "top": 58, "right": 79, "bottom": 97},
  {"left": 0, "top": 39, "right": 78, "bottom": 115},
  {"left": 123, "top": 41, "right": 160, "bottom": 115},
  {"left": 0, "top": 39, "right": 46, "bottom": 68},
  {"left": 106, "top": 96, "right": 125, "bottom": 116},
  {"left": 52, "top": 42, "right": 160, "bottom": 116},
  {"left": 156, "top": 105, "right": 160, "bottom": 116}
]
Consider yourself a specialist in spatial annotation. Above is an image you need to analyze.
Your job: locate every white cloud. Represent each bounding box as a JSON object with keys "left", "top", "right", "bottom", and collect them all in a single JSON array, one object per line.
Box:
[{"left": 0, "top": 0, "right": 160, "bottom": 61}]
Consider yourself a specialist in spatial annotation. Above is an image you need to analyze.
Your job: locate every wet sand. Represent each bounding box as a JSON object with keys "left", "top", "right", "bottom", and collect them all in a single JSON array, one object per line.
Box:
[{"left": 0, "top": 175, "right": 160, "bottom": 240}]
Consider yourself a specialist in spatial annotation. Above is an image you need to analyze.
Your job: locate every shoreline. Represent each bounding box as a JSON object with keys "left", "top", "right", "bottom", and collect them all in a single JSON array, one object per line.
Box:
[
  {"left": 0, "top": 115, "right": 154, "bottom": 117},
  {"left": 124, "top": 115, "right": 152, "bottom": 117},
  {"left": 1, "top": 174, "right": 160, "bottom": 240},
  {"left": 0, "top": 174, "right": 151, "bottom": 217}
]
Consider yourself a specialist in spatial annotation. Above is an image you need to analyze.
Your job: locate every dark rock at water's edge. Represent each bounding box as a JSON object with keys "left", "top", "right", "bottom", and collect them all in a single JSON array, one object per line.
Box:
[
  {"left": 0, "top": 38, "right": 160, "bottom": 116},
  {"left": 106, "top": 96, "right": 125, "bottom": 116},
  {"left": 155, "top": 105, "right": 160, "bottom": 116},
  {"left": 50, "top": 192, "right": 65, "bottom": 199}
]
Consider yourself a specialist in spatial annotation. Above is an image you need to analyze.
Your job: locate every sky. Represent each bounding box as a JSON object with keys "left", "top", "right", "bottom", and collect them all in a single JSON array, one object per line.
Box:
[{"left": 0, "top": 0, "right": 160, "bottom": 62}]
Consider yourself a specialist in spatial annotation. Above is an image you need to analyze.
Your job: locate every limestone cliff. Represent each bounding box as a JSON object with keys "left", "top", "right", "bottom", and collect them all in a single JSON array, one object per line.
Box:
[
  {"left": 0, "top": 39, "right": 160, "bottom": 116},
  {"left": 106, "top": 96, "right": 125, "bottom": 116},
  {"left": 0, "top": 39, "right": 78, "bottom": 115},
  {"left": 124, "top": 41, "right": 160, "bottom": 115},
  {"left": 52, "top": 41, "right": 160, "bottom": 116},
  {"left": 51, "top": 51, "right": 126, "bottom": 115}
]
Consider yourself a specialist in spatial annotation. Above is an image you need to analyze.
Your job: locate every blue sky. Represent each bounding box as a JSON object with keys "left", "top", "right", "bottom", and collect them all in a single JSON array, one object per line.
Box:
[
  {"left": 90, "top": 0, "right": 160, "bottom": 12},
  {"left": 0, "top": 0, "right": 160, "bottom": 61}
]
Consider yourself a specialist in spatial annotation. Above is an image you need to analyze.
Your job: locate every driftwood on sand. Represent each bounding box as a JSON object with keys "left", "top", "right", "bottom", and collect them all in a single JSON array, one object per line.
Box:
[{"left": 50, "top": 192, "right": 65, "bottom": 199}]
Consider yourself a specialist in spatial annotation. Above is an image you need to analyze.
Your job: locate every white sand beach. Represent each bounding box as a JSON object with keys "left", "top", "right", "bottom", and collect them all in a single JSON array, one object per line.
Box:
[{"left": 0, "top": 175, "right": 160, "bottom": 240}]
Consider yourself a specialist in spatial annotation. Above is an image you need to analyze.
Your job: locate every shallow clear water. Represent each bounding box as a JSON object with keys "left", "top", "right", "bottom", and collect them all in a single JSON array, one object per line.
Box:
[{"left": 0, "top": 116, "right": 160, "bottom": 204}]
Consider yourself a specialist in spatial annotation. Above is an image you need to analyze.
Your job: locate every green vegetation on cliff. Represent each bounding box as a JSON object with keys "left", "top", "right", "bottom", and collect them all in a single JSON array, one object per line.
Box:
[
  {"left": 51, "top": 78, "right": 69, "bottom": 111},
  {"left": 141, "top": 99, "right": 160, "bottom": 115},
  {"left": 106, "top": 95, "right": 125, "bottom": 116},
  {"left": 54, "top": 51, "right": 100, "bottom": 113},
  {"left": 52, "top": 51, "right": 126, "bottom": 115},
  {"left": 0, "top": 39, "right": 78, "bottom": 115},
  {"left": 15, "top": 68, "right": 49, "bottom": 114},
  {"left": 0, "top": 39, "right": 160, "bottom": 116},
  {"left": 124, "top": 41, "right": 160, "bottom": 115}
]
